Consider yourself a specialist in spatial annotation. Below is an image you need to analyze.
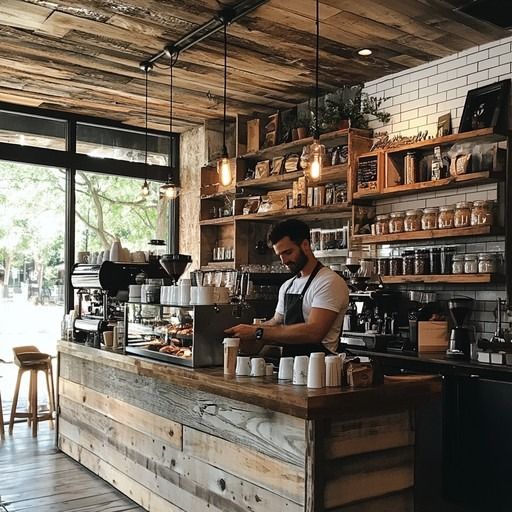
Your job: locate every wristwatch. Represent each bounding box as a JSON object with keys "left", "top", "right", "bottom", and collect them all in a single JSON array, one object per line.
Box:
[{"left": 255, "top": 327, "right": 264, "bottom": 341}]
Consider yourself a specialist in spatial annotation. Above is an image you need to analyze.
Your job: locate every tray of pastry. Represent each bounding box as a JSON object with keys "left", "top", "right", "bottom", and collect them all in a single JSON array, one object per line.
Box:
[{"left": 126, "top": 338, "right": 193, "bottom": 366}]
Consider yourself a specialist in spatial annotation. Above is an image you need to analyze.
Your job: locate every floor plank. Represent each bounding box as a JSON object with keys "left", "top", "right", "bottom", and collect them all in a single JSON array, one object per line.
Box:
[{"left": 0, "top": 423, "right": 144, "bottom": 512}]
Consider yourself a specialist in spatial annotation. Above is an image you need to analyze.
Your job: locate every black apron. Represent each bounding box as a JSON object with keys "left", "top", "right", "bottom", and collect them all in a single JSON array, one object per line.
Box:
[{"left": 280, "top": 262, "right": 331, "bottom": 357}]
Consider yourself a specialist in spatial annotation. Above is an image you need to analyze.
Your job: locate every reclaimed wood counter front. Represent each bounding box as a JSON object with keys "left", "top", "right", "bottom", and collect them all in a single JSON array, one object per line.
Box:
[{"left": 57, "top": 342, "right": 440, "bottom": 512}]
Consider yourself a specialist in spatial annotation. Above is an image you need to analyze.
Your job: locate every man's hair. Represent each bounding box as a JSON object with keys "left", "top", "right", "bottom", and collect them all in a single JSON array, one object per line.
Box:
[{"left": 268, "top": 219, "right": 310, "bottom": 246}]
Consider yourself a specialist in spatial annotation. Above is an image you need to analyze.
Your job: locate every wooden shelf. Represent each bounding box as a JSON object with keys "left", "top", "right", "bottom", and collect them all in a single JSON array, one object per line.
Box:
[
  {"left": 200, "top": 261, "right": 235, "bottom": 270},
  {"left": 352, "top": 225, "right": 501, "bottom": 245},
  {"left": 385, "top": 127, "right": 510, "bottom": 154},
  {"left": 239, "top": 128, "right": 372, "bottom": 160},
  {"left": 381, "top": 274, "right": 494, "bottom": 284},
  {"left": 237, "top": 164, "right": 348, "bottom": 191},
  {"left": 313, "top": 249, "right": 349, "bottom": 258},
  {"left": 200, "top": 190, "right": 236, "bottom": 200},
  {"left": 235, "top": 203, "right": 352, "bottom": 222},
  {"left": 199, "top": 216, "right": 234, "bottom": 226}
]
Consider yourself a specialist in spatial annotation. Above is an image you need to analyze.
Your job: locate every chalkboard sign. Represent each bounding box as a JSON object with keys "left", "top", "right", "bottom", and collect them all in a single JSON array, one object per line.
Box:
[{"left": 357, "top": 157, "right": 378, "bottom": 190}]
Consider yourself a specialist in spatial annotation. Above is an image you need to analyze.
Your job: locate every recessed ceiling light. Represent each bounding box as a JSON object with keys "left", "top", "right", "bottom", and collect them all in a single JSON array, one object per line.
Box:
[{"left": 358, "top": 48, "right": 373, "bottom": 56}]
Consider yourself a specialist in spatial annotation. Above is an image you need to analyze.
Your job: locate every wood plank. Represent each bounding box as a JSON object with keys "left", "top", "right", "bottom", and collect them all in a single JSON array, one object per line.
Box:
[
  {"left": 381, "top": 274, "right": 494, "bottom": 284},
  {"left": 235, "top": 203, "right": 352, "bottom": 222},
  {"left": 326, "top": 489, "right": 413, "bottom": 512},
  {"left": 324, "top": 447, "right": 414, "bottom": 508},
  {"left": 325, "top": 411, "right": 414, "bottom": 459},
  {"left": 182, "top": 426, "right": 305, "bottom": 504},
  {"left": 58, "top": 377, "right": 182, "bottom": 450}
]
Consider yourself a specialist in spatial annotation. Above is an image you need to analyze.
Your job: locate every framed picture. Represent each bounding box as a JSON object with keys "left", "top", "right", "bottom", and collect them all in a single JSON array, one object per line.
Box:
[
  {"left": 459, "top": 79, "right": 510, "bottom": 133},
  {"left": 436, "top": 113, "right": 452, "bottom": 137}
]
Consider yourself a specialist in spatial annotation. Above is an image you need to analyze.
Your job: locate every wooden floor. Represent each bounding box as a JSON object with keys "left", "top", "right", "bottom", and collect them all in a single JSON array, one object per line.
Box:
[{"left": 0, "top": 422, "right": 144, "bottom": 512}]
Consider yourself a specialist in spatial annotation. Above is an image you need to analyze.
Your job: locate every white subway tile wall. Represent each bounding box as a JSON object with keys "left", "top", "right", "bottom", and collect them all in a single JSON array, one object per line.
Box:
[{"left": 363, "top": 35, "right": 512, "bottom": 340}]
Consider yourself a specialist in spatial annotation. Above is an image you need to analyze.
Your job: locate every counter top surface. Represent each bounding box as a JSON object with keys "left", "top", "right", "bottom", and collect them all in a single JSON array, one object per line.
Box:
[
  {"left": 349, "top": 348, "right": 512, "bottom": 382},
  {"left": 58, "top": 341, "right": 440, "bottom": 419}
]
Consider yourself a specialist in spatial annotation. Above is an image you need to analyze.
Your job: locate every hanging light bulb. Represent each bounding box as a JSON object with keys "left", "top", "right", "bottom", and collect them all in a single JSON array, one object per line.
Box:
[
  {"left": 217, "top": 21, "right": 232, "bottom": 187},
  {"left": 140, "top": 62, "right": 153, "bottom": 197},
  {"left": 160, "top": 49, "right": 180, "bottom": 200},
  {"left": 308, "top": 0, "right": 325, "bottom": 181}
]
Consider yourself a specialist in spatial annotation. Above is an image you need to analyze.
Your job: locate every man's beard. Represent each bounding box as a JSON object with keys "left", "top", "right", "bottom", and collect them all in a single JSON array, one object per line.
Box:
[{"left": 286, "top": 249, "right": 308, "bottom": 275}]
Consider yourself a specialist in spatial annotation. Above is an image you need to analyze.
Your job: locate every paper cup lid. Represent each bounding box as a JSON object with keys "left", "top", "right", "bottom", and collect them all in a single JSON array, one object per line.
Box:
[{"left": 223, "top": 337, "right": 240, "bottom": 346}]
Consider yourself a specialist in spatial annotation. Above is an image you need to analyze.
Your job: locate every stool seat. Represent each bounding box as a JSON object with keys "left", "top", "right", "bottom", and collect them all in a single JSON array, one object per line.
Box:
[{"left": 9, "top": 345, "right": 55, "bottom": 437}]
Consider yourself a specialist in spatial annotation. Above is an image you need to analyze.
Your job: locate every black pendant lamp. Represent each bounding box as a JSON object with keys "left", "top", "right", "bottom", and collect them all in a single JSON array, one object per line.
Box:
[
  {"left": 140, "top": 62, "right": 152, "bottom": 197},
  {"left": 217, "top": 21, "right": 232, "bottom": 187},
  {"left": 309, "top": 0, "right": 325, "bottom": 180},
  {"left": 160, "top": 51, "right": 179, "bottom": 200}
]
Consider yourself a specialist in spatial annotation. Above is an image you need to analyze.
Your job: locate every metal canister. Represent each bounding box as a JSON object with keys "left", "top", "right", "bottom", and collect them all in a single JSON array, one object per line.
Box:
[{"left": 404, "top": 152, "right": 416, "bottom": 185}]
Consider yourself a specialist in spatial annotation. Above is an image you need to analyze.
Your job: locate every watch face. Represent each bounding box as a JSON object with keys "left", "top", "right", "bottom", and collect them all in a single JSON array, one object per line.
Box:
[{"left": 255, "top": 327, "right": 264, "bottom": 340}]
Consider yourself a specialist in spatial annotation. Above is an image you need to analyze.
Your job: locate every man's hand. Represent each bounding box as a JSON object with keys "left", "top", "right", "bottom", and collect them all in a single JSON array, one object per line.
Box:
[{"left": 224, "top": 324, "right": 264, "bottom": 355}]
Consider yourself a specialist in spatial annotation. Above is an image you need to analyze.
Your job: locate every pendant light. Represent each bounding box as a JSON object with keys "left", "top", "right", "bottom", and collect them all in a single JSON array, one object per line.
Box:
[
  {"left": 217, "top": 22, "right": 232, "bottom": 187},
  {"left": 309, "top": 0, "right": 325, "bottom": 181},
  {"left": 140, "top": 62, "right": 152, "bottom": 197},
  {"left": 160, "top": 50, "right": 179, "bottom": 200}
]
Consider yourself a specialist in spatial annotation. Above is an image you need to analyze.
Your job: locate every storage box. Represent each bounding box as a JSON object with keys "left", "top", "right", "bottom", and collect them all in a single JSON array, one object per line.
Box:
[{"left": 418, "top": 321, "right": 449, "bottom": 353}]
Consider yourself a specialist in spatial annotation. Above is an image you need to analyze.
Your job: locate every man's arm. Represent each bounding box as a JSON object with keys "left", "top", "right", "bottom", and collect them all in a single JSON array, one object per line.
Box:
[
  {"left": 262, "top": 312, "right": 284, "bottom": 326},
  {"left": 225, "top": 307, "right": 337, "bottom": 345}
]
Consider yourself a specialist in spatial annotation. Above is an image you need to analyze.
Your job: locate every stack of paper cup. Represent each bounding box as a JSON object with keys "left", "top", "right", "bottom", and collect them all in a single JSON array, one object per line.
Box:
[
  {"left": 278, "top": 357, "right": 294, "bottom": 380},
  {"left": 325, "top": 355, "right": 342, "bottom": 387},
  {"left": 307, "top": 352, "right": 326, "bottom": 389},
  {"left": 293, "top": 355, "right": 309, "bottom": 385},
  {"left": 129, "top": 285, "right": 141, "bottom": 302},
  {"left": 223, "top": 337, "right": 240, "bottom": 376},
  {"left": 179, "top": 279, "right": 191, "bottom": 306}
]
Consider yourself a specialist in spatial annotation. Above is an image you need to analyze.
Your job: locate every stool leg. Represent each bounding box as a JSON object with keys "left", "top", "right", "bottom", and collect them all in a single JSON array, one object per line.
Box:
[
  {"left": 27, "top": 371, "right": 33, "bottom": 428},
  {"left": 9, "top": 369, "right": 23, "bottom": 435},
  {"left": 0, "top": 391, "right": 5, "bottom": 440},
  {"left": 31, "top": 370, "right": 38, "bottom": 438},
  {"left": 45, "top": 368, "right": 55, "bottom": 430}
]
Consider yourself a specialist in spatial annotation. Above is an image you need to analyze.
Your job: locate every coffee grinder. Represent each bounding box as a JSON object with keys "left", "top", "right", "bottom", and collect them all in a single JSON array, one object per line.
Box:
[{"left": 446, "top": 297, "right": 474, "bottom": 359}]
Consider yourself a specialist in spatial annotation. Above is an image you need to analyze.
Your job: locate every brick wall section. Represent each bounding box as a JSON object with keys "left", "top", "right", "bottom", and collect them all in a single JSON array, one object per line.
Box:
[{"left": 362, "top": 35, "right": 512, "bottom": 340}]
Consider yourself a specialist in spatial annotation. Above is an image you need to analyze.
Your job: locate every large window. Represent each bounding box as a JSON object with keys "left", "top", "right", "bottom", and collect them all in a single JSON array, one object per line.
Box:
[{"left": 74, "top": 172, "right": 169, "bottom": 257}]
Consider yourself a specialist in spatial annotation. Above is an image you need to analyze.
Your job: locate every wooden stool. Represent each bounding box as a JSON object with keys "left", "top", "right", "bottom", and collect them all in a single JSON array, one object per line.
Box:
[
  {"left": 9, "top": 346, "right": 56, "bottom": 437},
  {"left": 0, "top": 358, "right": 5, "bottom": 440}
]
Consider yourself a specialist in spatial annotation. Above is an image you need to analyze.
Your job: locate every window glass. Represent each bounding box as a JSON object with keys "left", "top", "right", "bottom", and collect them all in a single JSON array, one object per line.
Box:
[
  {"left": 74, "top": 172, "right": 169, "bottom": 259},
  {"left": 76, "top": 122, "right": 170, "bottom": 165},
  {"left": 0, "top": 110, "right": 66, "bottom": 150}
]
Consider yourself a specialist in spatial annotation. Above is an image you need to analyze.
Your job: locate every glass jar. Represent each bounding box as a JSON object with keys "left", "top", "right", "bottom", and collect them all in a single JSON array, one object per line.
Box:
[
  {"left": 471, "top": 200, "right": 494, "bottom": 226},
  {"left": 147, "top": 239, "right": 167, "bottom": 263},
  {"left": 440, "top": 246, "right": 455, "bottom": 275},
  {"left": 389, "top": 211, "right": 405, "bottom": 234},
  {"left": 404, "top": 209, "right": 422, "bottom": 232},
  {"left": 464, "top": 254, "right": 478, "bottom": 274},
  {"left": 402, "top": 250, "right": 415, "bottom": 275},
  {"left": 310, "top": 228, "right": 321, "bottom": 251},
  {"left": 359, "top": 258, "right": 375, "bottom": 278},
  {"left": 421, "top": 207, "right": 439, "bottom": 230},
  {"left": 430, "top": 248, "right": 441, "bottom": 275},
  {"left": 377, "top": 258, "right": 390, "bottom": 276},
  {"left": 389, "top": 257, "right": 403, "bottom": 276},
  {"left": 404, "top": 152, "right": 417, "bottom": 185},
  {"left": 454, "top": 201, "right": 473, "bottom": 228},
  {"left": 478, "top": 254, "right": 496, "bottom": 273},
  {"left": 375, "top": 214, "right": 390, "bottom": 235},
  {"left": 438, "top": 205, "right": 455, "bottom": 229},
  {"left": 414, "top": 249, "right": 429, "bottom": 275},
  {"left": 452, "top": 254, "right": 465, "bottom": 274}
]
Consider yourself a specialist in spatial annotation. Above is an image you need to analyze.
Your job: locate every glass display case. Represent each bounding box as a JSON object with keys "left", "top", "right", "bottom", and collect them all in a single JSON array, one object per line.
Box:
[{"left": 123, "top": 302, "right": 254, "bottom": 367}]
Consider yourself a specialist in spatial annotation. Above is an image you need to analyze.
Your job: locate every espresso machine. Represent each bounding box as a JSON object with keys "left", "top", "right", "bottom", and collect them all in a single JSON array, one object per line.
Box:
[
  {"left": 70, "top": 261, "right": 169, "bottom": 345},
  {"left": 446, "top": 297, "right": 474, "bottom": 359}
]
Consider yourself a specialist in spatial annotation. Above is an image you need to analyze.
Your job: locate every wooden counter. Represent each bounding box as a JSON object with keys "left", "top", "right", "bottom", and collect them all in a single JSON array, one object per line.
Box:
[{"left": 57, "top": 342, "right": 441, "bottom": 512}]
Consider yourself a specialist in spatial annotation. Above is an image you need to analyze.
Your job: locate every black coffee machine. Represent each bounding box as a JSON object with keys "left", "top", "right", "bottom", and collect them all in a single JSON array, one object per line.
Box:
[{"left": 446, "top": 297, "right": 474, "bottom": 359}]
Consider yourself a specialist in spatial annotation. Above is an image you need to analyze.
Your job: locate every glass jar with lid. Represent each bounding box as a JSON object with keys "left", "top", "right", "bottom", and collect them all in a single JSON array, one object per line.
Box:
[
  {"left": 404, "top": 209, "right": 422, "bottom": 232},
  {"left": 147, "top": 239, "right": 167, "bottom": 263},
  {"left": 452, "top": 254, "right": 465, "bottom": 274},
  {"left": 440, "top": 246, "right": 455, "bottom": 274},
  {"left": 438, "top": 205, "right": 455, "bottom": 229},
  {"left": 421, "top": 207, "right": 439, "bottom": 230},
  {"left": 359, "top": 258, "right": 375, "bottom": 278},
  {"left": 454, "top": 201, "right": 473, "bottom": 228},
  {"left": 377, "top": 258, "right": 390, "bottom": 276},
  {"left": 389, "top": 211, "right": 405, "bottom": 234},
  {"left": 414, "top": 249, "right": 430, "bottom": 275},
  {"left": 402, "top": 250, "right": 415, "bottom": 275},
  {"left": 389, "top": 256, "right": 403, "bottom": 276},
  {"left": 478, "top": 254, "right": 496, "bottom": 273},
  {"left": 471, "top": 200, "right": 494, "bottom": 226},
  {"left": 464, "top": 254, "right": 478, "bottom": 274},
  {"left": 429, "top": 248, "right": 441, "bottom": 274},
  {"left": 375, "top": 214, "right": 390, "bottom": 235}
]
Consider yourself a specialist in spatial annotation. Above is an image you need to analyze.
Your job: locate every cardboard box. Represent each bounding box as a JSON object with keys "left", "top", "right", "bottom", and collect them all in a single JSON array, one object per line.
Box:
[{"left": 418, "top": 321, "right": 448, "bottom": 353}]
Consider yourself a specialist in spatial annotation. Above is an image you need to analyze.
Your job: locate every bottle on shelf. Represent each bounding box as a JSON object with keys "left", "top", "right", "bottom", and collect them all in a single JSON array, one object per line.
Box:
[{"left": 431, "top": 146, "right": 443, "bottom": 181}]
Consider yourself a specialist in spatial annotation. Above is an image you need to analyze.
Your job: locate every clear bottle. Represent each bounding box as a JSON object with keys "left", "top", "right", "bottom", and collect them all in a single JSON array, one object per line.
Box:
[{"left": 431, "top": 146, "right": 443, "bottom": 181}]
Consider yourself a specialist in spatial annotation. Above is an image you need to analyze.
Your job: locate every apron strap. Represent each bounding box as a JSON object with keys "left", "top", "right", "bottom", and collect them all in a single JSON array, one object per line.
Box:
[{"left": 299, "top": 262, "right": 322, "bottom": 299}]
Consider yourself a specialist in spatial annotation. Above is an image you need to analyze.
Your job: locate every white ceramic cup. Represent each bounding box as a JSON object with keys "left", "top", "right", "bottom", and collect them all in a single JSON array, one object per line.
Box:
[
  {"left": 325, "top": 355, "right": 341, "bottom": 387},
  {"left": 169, "top": 285, "right": 179, "bottom": 304},
  {"left": 179, "top": 281, "right": 191, "bottom": 306},
  {"left": 223, "top": 337, "right": 240, "bottom": 376},
  {"left": 129, "top": 284, "right": 141, "bottom": 302},
  {"left": 235, "top": 356, "right": 251, "bottom": 376},
  {"left": 132, "top": 251, "right": 146, "bottom": 263},
  {"left": 307, "top": 352, "right": 326, "bottom": 389},
  {"left": 102, "top": 330, "right": 113, "bottom": 348},
  {"left": 278, "top": 357, "right": 294, "bottom": 380},
  {"left": 77, "top": 251, "right": 89, "bottom": 264},
  {"left": 160, "top": 286, "right": 171, "bottom": 305},
  {"left": 190, "top": 286, "right": 198, "bottom": 305},
  {"left": 250, "top": 357, "right": 266, "bottom": 377},
  {"left": 265, "top": 363, "right": 274, "bottom": 376},
  {"left": 293, "top": 355, "right": 309, "bottom": 385},
  {"left": 197, "top": 286, "right": 214, "bottom": 305}
]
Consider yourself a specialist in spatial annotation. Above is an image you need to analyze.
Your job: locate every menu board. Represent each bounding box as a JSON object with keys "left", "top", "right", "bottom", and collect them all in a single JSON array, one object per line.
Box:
[{"left": 357, "top": 157, "right": 378, "bottom": 190}]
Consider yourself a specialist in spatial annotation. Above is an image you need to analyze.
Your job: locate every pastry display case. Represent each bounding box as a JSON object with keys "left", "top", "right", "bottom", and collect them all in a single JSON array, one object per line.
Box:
[{"left": 123, "top": 303, "right": 254, "bottom": 367}]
